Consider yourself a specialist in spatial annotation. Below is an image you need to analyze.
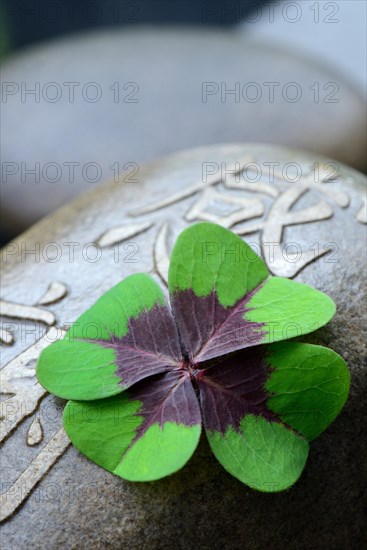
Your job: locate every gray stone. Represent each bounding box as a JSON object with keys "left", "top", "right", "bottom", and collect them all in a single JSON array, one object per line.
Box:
[
  {"left": 1, "top": 28, "right": 366, "bottom": 234},
  {"left": 0, "top": 143, "right": 366, "bottom": 548}
]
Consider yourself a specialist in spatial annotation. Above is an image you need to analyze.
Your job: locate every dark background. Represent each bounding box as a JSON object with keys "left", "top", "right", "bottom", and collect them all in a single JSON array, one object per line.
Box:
[{"left": 2, "top": 0, "right": 271, "bottom": 54}]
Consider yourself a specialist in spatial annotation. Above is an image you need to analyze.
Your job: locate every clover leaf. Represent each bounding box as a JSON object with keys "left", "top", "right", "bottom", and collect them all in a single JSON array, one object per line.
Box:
[{"left": 37, "top": 222, "right": 350, "bottom": 492}]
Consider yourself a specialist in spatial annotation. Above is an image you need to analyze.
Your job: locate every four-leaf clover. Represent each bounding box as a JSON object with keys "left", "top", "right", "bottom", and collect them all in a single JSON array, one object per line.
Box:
[{"left": 37, "top": 223, "right": 350, "bottom": 492}]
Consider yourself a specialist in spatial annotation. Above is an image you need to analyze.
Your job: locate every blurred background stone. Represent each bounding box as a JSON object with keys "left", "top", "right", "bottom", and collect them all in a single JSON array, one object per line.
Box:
[
  {"left": 1, "top": 27, "right": 366, "bottom": 238},
  {"left": 1, "top": 143, "right": 366, "bottom": 548},
  {"left": 242, "top": 0, "right": 367, "bottom": 97}
]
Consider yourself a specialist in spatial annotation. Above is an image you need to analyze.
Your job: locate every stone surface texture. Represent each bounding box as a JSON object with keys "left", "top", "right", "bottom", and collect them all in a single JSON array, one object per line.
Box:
[
  {"left": 0, "top": 144, "right": 366, "bottom": 549},
  {"left": 1, "top": 28, "right": 366, "bottom": 233}
]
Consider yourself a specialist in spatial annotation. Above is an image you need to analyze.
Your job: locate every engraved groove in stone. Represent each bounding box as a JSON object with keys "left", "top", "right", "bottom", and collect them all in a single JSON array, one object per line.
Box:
[
  {"left": 356, "top": 198, "right": 367, "bottom": 224},
  {"left": 128, "top": 161, "right": 245, "bottom": 217},
  {"left": 97, "top": 221, "right": 153, "bottom": 248},
  {"left": 38, "top": 282, "right": 67, "bottom": 306},
  {"left": 154, "top": 222, "right": 170, "bottom": 285},
  {"left": 26, "top": 417, "right": 43, "bottom": 446},
  {"left": 0, "top": 327, "right": 65, "bottom": 443},
  {"left": 0, "top": 301, "right": 55, "bottom": 326},
  {"left": 0, "top": 328, "right": 13, "bottom": 345},
  {"left": 224, "top": 174, "right": 279, "bottom": 198},
  {"left": 0, "top": 428, "right": 70, "bottom": 523},
  {"left": 261, "top": 185, "right": 333, "bottom": 277},
  {"left": 185, "top": 188, "right": 264, "bottom": 228}
]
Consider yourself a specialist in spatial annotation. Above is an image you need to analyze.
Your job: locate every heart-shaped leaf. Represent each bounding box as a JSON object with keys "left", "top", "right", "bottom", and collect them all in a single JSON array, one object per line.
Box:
[
  {"left": 206, "top": 415, "right": 309, "bottom": 492},
  {"left": 37, "top": 274, "right": 182, "bottom": 400},
  {"left": 63, "top": 371, "right": 201, "bottom": 481},
  {"left": 198, "top": 342, "right": 348, "bottom": 491},
  {"left": 168, "top": 223, "right": 335, "bottom": 362},
  {"left": 265, "top": 342, "right": 350, "bottom": 441}
]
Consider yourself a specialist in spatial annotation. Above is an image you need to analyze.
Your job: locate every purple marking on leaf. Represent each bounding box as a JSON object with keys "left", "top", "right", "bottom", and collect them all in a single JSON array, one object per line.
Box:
[
  {"left": 127, "top": 370, "right": 201, "bottom": 440},
  {"left": 170, "top": 289, "right": 266, "bottom": 364},
  {"left": 196, "top": 346, "right": 277, "bottom": 434},
  {"left": 100, "top": 304, "right": 182, "bottom": 388}
]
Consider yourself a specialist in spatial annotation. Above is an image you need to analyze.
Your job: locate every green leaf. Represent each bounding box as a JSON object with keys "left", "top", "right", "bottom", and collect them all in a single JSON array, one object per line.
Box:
[
  {"left": 63, "top": 371, "right": 202, "bottom": 481},
  {"left": 68, "top": 272, "right": 169, "bottom": 340},
  {"left": 197, "top": 341, "right": 349, "bottom": 491},
  {"left": 37, "top": 273, "right": 182, "bottom": 400},
  {"left": 265, "top": 342, "right": 350, "bottom": 440},
  {"left": 168, "top": 222, "right": 269, "bottom": 360},
  {"left": 206, "top": 415, "right": 309, "bottom": 492},
  {"left": 37, "top": 339, "right": 121, "bottom": 401},
  {"left": 169, "top": 222, "right": 268, "bottom": 307},
  {"left": 167, "top": 222, "right": 335, "bottom": 362},
  {"left": 245, "top": 277, "right": 336, "bottom": 343}
]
